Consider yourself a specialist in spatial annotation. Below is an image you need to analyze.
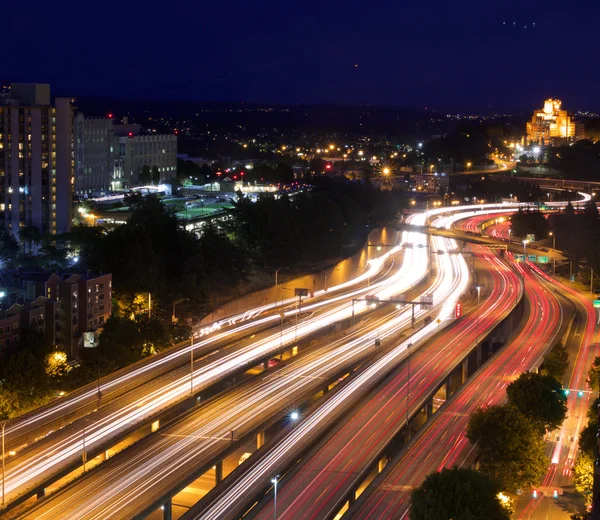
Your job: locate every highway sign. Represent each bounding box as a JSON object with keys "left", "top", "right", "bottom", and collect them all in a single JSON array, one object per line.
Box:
[
  {"left": 526, "top": 234, "right": 536, "bottom": 242},
  {"left": 294, "top": 288, "right": 309, "bottom": 297},
  {"left": 594, "top": 300, "right": 600, "bottom": 309},
  {"left": 514, "top": 254, "right": 525, "bottom": 262},
  {"left": 528, "top": 254, "right": 537, "bottom": 262},
  {"left": 537, "top": 256, "right": 549, "bottom": 263}
]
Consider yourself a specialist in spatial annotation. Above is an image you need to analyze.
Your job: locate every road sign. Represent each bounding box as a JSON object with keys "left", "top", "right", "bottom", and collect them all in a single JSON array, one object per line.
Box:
[
  {"left": 514, "top": 254, "right": 525, "bottom": 262},
  {"left": 537, "top": 256, "right": 549, "bottom": 263},
  {"left": 420, "top": 293, "right": 434, "bottom": 304},
  {"left": 528, "top": 254, "right": 537, "bottom": 262},
  {"left": 455, "top": 302, "right": 462, "bottom": 318},
  {"left": 294, "top": 288, "right": 309, "bottom": 297},
  {"left": 593, "top": 300, "right": 600, "bottom": 309},
  {"left": 526, "top": 234, "right": 536, "bottom": 242}
]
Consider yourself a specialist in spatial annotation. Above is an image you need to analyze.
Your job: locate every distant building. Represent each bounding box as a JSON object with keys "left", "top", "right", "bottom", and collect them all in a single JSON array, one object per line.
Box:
[
  {"left": 526, "top": 98, "right": 584, "bottom": 146},
  {"left": 0, "top": 83, "right": 74, "bottom": 237},
  {"left": 112, "top": 123, "right": 177, "bottom": 189},
  {"left": 74, "top": 116, "right": 177, "bottom": 194},
  {"left": 74, "top": 114, "right": 113, "bottom": 195},
  {"left": 1, "top": 270, "right": 112, "bottom": 358}
]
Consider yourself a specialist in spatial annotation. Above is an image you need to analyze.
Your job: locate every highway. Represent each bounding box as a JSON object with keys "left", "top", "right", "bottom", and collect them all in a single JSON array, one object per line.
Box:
[
  {"left": 13, "top": 230, "right": 434, "bottom": 520},
  {"left": 243, "top": 246, "right": 519, "bottom": 520},
  {"left": 515, "top": 267, "right": 597, "bottom": 519},
  {"left": 1, "top": 230, "right": 411, "bottom": 508},
  {"left": 180, "top": 233, "right": 470, "bottom": 520},
  {"left": 346, "top": 250, "right": 565, "bottom": 519}
]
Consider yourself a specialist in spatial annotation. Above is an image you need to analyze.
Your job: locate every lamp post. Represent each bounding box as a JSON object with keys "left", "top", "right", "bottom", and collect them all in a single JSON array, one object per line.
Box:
[
  {"left": 266, "top": 267, "right": 288, "bottom": 303},
  {"left": 172, "top": 298, "right": 189, "bottom": 324},
  {"left": 508, "top": 228, "right": 512, "bottom": 243},
  {"left": 406, "top": 342, "right": 413, "bottom": 429},
  {"left": 475, "top": 285, "right": 482, "bottom": 345},
  {"left": 549, "top": 232, "right": 556, "bottom": 275},
  {"left": 271, "top": 475, "right": 279, "bottom": 520},
  {"left": 523, "top": 240, "right": 528, "bottom": 261},
  {"left": 1, "top": 419, "right": 8, "bottom": 508}
]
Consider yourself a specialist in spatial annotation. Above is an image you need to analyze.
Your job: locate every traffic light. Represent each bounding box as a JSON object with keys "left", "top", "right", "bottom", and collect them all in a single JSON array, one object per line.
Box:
[
  {"left": 553, "top": 489, "right": 558, "bottom": 499},
  {"left": 533, "top": 489, "right": 538, "bottom": 498}
]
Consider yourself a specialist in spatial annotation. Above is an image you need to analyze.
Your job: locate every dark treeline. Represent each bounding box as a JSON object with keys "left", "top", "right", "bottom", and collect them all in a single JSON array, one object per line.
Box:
[
  {"left": 511, "top": 200, "right": 600, "bottom": 274},
  {"left": 547, "top": 140, "right": 600, "bottom": 180}
]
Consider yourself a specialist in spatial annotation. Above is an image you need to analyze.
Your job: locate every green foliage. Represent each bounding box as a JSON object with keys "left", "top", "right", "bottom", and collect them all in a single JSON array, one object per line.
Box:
[
  {"left": 573, "top": 451, "right": 594, "bottom": 507},
  {"left": 140, "top": 164, "right": 152, "bottom": 185},
  {"left": 410, "top": 467, "right": 510, "bottom": 520},
  {"left": 466, "top": 405, "right": 549, "bottom": 492},
  {"left": 547, "top": 140, "right": 600, "bottom": 180},
  {"left": 228, "top": 178, "right": 385, "bottom": 266},
  {"left": 541, "top": 343, "right": 569, "bottom": 380},
  {"left": 82, "top": 195, "right": 248, "bottom": 316},
  {"left": 587, "top": 356, "right": 600, "bottom": 392},
  {"left": 151, "top": 166, "right": 160, "bottom": 185},
  {"left": 0, "top": 349, "right": 54, "bottom": 418},
  {"left": 510, "top": 210, "right": 549, "bottom": 239},
  {"left": 0, "top": 230, "right": 19, "bottom": 262},
  {"left": 506, "top": 371, "right": 567, "bottom": 433},
  {"left": 578, "top": 397, "right": 599, "bottom": 457}
]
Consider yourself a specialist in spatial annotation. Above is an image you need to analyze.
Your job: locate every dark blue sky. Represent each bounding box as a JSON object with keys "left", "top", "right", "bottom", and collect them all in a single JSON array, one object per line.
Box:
[{"left": 5, "top": 0, "right": 600, "bottom": 109}]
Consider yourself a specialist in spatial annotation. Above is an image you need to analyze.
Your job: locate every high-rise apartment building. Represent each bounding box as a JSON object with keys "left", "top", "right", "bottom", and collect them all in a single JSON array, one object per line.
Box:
[
  {"left": 0, "top": 83, "right": 74, "bottom": 237},
  {"left": 526, "top": 98, "right": 584, "bottom": 146}
]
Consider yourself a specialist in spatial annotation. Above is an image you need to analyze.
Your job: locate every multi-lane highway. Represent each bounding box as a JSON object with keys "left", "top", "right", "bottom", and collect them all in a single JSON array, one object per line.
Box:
[
  {"left": 181, "top": 233, "right": 470, "bottom": 520},
  {"left": 241, "top": 246, "right": 519, "bottom": 520},
  {"left": 13, "top": 231, "right": 435, "bottom": 519},
  {"left": 1, "top": 231, "right": 411, "bottom": 509}
]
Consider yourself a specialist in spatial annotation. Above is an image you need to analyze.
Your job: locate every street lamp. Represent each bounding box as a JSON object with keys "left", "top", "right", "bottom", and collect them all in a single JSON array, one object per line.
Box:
[
  {"left": 523, "top": 240, "right": 528, "bottom": 260},
  {"left": 508, "top": 228, "right": 512, "bottom": 242},
  {"left": 266, "top": 267, "right": 288, "bottom": 303},
  {"left": 475, "top": 285, "right": 482, "bottom": 345},
  {"left": 175, "top": 327, "right": 196, "bottom": 395},
  {"left": 406, "top": 342, "right": 413, "bottom": 429},
  {"left": 549, "top": 231, "right": 556, "bottom": 250},
  {"left": 271, "top": 475, "right": 280, "bottom": 520},
  {"left": 1, "top": 419, "right": 8, "bottom": 507},
  {"left": 172, "top": 298, "right": 189, "bottom": 324}
]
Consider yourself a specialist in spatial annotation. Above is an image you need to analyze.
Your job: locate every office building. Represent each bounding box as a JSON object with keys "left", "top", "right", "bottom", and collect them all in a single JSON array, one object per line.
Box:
[
  {"left": 74, "top": 114, "right": 113, "bottom": 195},
  {"left": 112, "top": 123, "right": 177, "bottom": 189},
  {"left": 0, "top": 83, "right": 74, "bottom": 237},
  {"left": 526, "top": 98, "right": 584, "bottom": 146},
  {"left": 74, "top": 116, "right": 177, "bottom": 192}
]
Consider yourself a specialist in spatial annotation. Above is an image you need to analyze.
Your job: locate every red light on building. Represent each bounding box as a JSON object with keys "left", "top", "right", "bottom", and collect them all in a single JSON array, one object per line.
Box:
[
  {"left": 325, "top": 164, "right": 332, "bottom": 169},
  {"left": 455, "top": 302, "right": 462, "bottom": 318},
  {"left": 128, "top": 132, "right": 133, "bottom": 137},
  {"left": 216, "top": 171, "right": 222, "bottom": 176},
  {"left": 108, "top": 113, "right": 113, "bottom": 119},
  {"left": 240, "top": 171, "right": 244, "bottom": 176}
]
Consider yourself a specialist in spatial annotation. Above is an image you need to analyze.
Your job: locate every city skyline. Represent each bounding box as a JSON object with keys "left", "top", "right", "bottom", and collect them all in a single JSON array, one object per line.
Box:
[{"left": 4, "top": 0, "right": 600, "bottom": 109}]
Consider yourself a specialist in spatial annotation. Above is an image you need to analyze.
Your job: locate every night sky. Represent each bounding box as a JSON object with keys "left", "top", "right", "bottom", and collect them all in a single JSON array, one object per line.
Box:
[{"left": 5, "top": 0, "right": 600, "bottom": 109}]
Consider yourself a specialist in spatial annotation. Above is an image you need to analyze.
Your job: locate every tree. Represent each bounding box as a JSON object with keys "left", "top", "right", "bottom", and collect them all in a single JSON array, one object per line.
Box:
[
  {"left": 578, "top": 397, "right": 599, "bottom": 457},
  {"left": 411, "top": 468, "right": 510, "bottom": 520},
  {"left": 0, "top": 230, "right": 19, "bottom": 261},
  {"left": 506, "top": 371, "right": 567, "bottom": 433},
  {"left": 153, "top": 168, "right": 161, "bottom": 185},
  {"left": 19, "top": 225, "right": 42, "bottom": 254},
  {"left": 467, "top": 405, "right": 548, "bottom": 492},
  {"left": 573, "top": 451, "right": 594, "bottom": 507},
  {"left": 140, "top": 165, "right": 152, "bottom": 185},
  {"left": 541, "top": 343, "right": 569, "bottom": 380},
  {"left": 587, "top": 356, "right": 600, "bottom": 392}
]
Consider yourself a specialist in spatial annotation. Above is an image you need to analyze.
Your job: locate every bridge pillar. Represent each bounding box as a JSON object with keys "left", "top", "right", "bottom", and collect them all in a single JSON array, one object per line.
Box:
[
  {"left": 462, "top": 359, "right": 469, "bottom": 383},
  {"left": 476, "top": 344, "right": 482, "bottom": 368},
  {"left": 427, "top": 399, "right": 434, "bottom": 418},
  {"left": 215, "top": 460, "right": 223, "bottom": 485},
  {"left": 378, "top": 456, "right": 388, "bottom": 473},
  {"left": 37, "top": 488, "right": 46, "bottom": 499},
  {"left": 257, "top": 431, "right": 265, "bottom": 450},
  {"left": 163, "top": 498, "right": 172, "bottom": 520}
]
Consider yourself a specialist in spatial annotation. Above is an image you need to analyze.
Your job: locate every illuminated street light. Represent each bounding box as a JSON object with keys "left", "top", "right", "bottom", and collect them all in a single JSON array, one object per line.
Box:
[
  {"left": 289, "top": 410, "right": 300, "bottom": 421},
  {"left": 382, "top": 167, "right": 390, "bottom": 176},
  {"left": 271, "top": 475, "right": 279, "bottom": 520},
  {"left": 533, "top": 146, "right": 541, "bottom": 155}
]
